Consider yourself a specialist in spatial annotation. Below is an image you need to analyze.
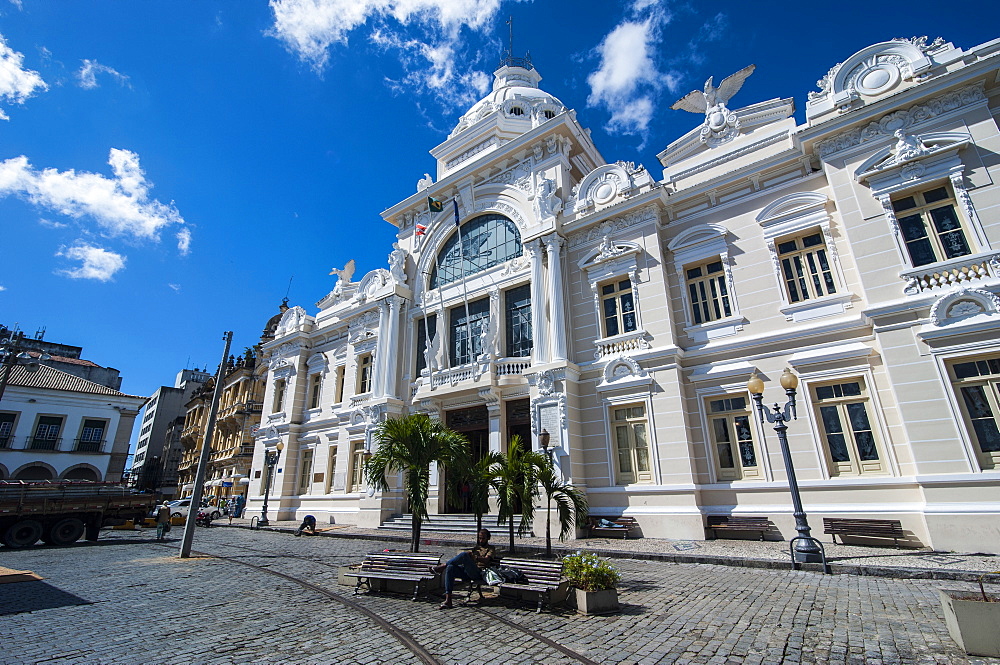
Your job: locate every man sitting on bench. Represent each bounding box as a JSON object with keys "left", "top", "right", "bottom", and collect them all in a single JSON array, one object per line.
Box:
[{"left": 430, "top": 528, "right": 496, "bottom": 609}]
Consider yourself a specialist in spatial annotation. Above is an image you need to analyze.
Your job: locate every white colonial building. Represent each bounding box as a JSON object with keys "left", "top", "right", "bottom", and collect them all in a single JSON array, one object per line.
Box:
[{"left": 249, "top": 36, "right": 1000, "bottom": 554}]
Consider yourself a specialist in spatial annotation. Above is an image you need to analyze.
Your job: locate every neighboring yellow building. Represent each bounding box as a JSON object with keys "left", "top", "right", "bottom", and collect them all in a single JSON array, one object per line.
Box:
[{"left": 248, "top": 37, "right": 1000, "bottom": 554}]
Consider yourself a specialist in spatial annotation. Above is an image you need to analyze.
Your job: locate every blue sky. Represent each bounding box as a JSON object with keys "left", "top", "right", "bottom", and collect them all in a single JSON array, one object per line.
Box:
[{"left": 0, "top": 1, "right": 997, "bottom": 451}]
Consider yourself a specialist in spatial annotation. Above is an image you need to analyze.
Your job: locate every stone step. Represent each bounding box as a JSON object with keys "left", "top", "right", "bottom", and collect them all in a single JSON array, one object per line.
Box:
[{"left": 379, "top": 514, "right": 532, "bottom": 536}]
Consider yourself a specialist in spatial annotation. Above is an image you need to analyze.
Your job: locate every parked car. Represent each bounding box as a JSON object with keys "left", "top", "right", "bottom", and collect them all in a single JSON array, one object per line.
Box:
[{"left": 166, "top": 499, "right": 221, "bottom": 520}]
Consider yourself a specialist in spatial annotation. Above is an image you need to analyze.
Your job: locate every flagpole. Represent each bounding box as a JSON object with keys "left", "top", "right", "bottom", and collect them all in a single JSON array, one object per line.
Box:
[
  {"left": 453, "top": 199, "right": 475, "bottom": 365},
  {"left": 423, "top": 197, "right": 437, "bottom": 384}
]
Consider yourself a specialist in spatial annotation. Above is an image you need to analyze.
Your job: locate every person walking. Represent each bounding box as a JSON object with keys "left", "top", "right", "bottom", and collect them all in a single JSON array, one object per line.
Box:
[{"left": 155, "top": 501, "right": 172, "bottom": 541}]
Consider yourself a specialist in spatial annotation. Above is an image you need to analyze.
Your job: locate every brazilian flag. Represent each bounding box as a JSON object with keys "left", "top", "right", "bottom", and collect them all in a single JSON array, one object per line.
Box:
[{"left": 427, "top": 196, "right": 443, "bottom": 212}]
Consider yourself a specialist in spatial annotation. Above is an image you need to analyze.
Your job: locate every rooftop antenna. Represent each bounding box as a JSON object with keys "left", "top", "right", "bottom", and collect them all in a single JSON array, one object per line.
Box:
[
  {"left": 507, "top": 15, "right": 513, "bottom": 60},
  {"left": 34, "top": 326, "right": 45, "bottom": 341},
  {"left": 284, "top": 275, "right": 294, "bottom": 301},
  {"left": 185, "top": 355, "right": 191, "bottom": 370}
]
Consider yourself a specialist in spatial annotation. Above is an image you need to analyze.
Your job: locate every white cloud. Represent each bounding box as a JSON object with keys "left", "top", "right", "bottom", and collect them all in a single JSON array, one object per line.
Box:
[
  {"left": 77, "top": 59, "right": 130, "bottom": 90},
  {"left": 56, "top": 241, "right": 126, "bottom": 281},
  {"left": 176, "top": 227, "right": 191, "bottom": 255},
  {"left": 268, "top": 0, "right": 500, "bottom": 109},
  {"left": 168, "top": 283, "right": 181, "bottom": 292},
  {"left": 0, "top": 148, "right": 188, "bottom": 243},
  {"left": 587, "top": 19, "right": 664, "bottom": 135},
  {"left": 38, "top": 217, "right": 68, "bottom": 229},
  {"left": 0, "top": 33, "right": 47, "bottom": 120},
  {"left": 0, "top": 285, "right": 6, "bottom": 291}
]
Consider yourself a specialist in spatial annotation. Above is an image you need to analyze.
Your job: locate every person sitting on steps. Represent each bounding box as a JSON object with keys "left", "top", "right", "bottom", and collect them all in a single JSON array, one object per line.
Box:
[{"left": 430, "top": 528, "right": 496, "bottom": 609}]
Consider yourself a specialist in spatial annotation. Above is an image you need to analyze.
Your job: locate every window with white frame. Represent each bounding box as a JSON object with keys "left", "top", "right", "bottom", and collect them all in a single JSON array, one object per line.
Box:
[
  {"left": 948, "top": 356, "right": 1000, "bottom": 469},
  {"left": 356, "top": 354, "right": 373, "bottom": 394},
  {"left": 600, "top": 277, "right": 638, "bottom": 337},
  {"left": 273, "top": 379, "right": 286, "bottom": 412},
  {"left": 668, "top": 224, "right": 743, "bottom": 336},
  {"left": 610, "top": 403, "right": 652, "bottom": 484},
  {"left": 32, "top": 415, "right": 62, "bottom": 450},
  {"left": 706, "top": 395, "right": 761, "bottom": 480},
  {"left": 308, "top": 373, "right": 322, "bottom": 410},
  {"left": 892, "top": 184, "right": 970, "bottom": 267},
  {"left": 349, "top": 441, "right": 367, "bottom": 492},
  {"left": 298, "top": 449, "right": 314, "bottom": 494},
  {"left": 0, "top": 412, "right": 15, "bottom": 448},
  {"left": 449, "top": 297, "right": 489, "bottom": 366},
  {"left": 776, "top": 231, "right": 838, "bottom": 303},
  {"left": 685, "top": 259, "right": 731, "bottom": 325},
  {"left": 811, "top": 378, "right": 886, "bottom": 476},
  {"left": 325, "top": 445, "right": 338, "bottom": 494},
  {"left": 334, "top": 366, "right": 345, "bottom": 403}
]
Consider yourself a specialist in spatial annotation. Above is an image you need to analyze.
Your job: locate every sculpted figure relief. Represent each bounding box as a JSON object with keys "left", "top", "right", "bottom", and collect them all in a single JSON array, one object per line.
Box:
[{"left": 388, "top": 242, "right": 407, "bottom": 285}]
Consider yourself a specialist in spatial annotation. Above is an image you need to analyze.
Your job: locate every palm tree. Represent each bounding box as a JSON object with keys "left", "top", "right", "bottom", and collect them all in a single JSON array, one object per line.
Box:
[
  {"left": 538, "top": 459, "right": 588, "bottom": 557},
  {"left": 491, "top": 435, "right": 547, "bottom": 553},
  {"left": 449, "top": 450, "right": 502, "bottom": 533},
  {"left": 365, "top": 414, "right": 469, "bottom": 552}
]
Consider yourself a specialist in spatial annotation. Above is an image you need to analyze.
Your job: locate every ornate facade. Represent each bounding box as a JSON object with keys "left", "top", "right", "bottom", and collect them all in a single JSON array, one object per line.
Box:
[{"left": 249, "top": 37, "right": 1000, "bottom": 553}]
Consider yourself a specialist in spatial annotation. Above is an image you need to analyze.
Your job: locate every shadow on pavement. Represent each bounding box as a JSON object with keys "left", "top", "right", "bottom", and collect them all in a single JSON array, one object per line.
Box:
[{"left": 0, "top": 580, "right": 91, "bottom": 615}]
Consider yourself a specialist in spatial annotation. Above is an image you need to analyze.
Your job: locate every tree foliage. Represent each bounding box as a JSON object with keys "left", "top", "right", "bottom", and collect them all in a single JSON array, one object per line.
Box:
[{"left": 365, "top": 414, "right": 469, "bottom": 552}]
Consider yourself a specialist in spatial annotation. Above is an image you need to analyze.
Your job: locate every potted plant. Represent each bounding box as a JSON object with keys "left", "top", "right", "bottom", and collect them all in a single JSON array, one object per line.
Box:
[
  {"left": 562, "top": 551, "right": 621, "bottom": 615},
  {"left": 939, "top": 572, "right": 1000, "bottom": 657}
]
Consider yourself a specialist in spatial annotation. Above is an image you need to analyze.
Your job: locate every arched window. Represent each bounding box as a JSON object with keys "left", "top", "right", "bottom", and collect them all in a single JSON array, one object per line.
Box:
[{"left": 430, "top": 213, "right": 522, "bottom": 288}]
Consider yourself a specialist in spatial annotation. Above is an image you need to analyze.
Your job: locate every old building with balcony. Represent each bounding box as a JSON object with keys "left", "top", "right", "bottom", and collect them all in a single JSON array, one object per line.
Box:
[
  {"left": 250, "top": 36, "right": 1000, "bottom": 554},
  {"left": 176, "top": 321, "right": 276, "bottom": 501}
]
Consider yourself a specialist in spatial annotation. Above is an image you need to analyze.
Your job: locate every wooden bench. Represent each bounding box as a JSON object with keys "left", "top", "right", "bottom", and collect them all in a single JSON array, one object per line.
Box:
[
  {"left": 490, "top": 557, "right": 566, "bottom": 613},
  {"left": 587, "top": 516, "right": 639, "bottom": 539},
  {"left": 824, "top": 518, "right": 904, "bottom": 548},
  {"left": 344, "top": 552, "right": 441, "bottom": 601},
  {"left": 706, "top": 515, "right": 776, "bottom": 541}
]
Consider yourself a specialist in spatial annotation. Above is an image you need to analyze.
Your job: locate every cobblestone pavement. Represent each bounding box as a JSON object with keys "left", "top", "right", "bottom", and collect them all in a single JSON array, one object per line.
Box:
[{"left": 1, "top": 527, "right": 999, "bottom": 665}]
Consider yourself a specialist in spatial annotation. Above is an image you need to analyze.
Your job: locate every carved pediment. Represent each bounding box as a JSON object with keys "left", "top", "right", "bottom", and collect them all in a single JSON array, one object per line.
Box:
[
  {"left": 855, "top": 132, "right": 971, "bottom": 181},
  {"left": 573, "top": 162, "right": 653, "bottom": 214}
]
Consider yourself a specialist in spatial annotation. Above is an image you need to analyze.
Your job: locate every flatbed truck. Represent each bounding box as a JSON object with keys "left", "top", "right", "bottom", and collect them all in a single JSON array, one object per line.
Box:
[{"left": 0, "top": 480, "right": 158, "bottom": 548}]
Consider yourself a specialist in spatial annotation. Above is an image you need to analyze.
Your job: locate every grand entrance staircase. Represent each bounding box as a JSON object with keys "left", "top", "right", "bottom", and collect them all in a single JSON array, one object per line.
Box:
[{"left": 378, "top": 513, "right": 534, "bottom": 537}]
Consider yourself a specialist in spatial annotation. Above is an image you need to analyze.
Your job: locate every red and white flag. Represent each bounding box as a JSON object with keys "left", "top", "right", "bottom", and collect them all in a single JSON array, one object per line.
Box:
[{"left": 415, "top": 224, "right": 427, "bottom": 236}]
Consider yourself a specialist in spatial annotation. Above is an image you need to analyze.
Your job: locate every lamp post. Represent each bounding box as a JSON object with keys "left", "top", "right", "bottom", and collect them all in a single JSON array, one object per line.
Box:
[
  {"left": 747, "top": 368, "right": 823, "bottom": 564},
  {"left": 0, "top": 331, "right": 51, "bottom": 403},
  {"left": 538, "top": 428, "right": 551, "bottom": 458},
  {"left": 258, "top": 442, "right": 284, "bottom": 526}
]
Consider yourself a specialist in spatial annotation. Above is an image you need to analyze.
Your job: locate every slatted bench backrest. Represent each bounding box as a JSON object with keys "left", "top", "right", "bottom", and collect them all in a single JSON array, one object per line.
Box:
[
  {"left": 501, "top": 557, "right": 564, "bottom": 586},
  {"left": 708, "top": 516, "right": 773, "bottom": 527},
  {"left": 823, "top": 518, "right": 903, "bottom": 534},
  {"left": 360, "top": 552, "right": 441, "bottom": 575}
]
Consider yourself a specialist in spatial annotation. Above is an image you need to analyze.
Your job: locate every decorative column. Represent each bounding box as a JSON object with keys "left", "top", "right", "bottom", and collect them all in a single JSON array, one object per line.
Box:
[
  {"left": 526, "top": 239, "right": 548, "bottom": 364},
  {"left": 544, "top": 234, "right": 568, "bottom": 362},
  {"left": 382, "top": 296, "right": 403, "bottom": 398},
  {"left": 372, "top": 300, "right": 389, "bottom": 397}
]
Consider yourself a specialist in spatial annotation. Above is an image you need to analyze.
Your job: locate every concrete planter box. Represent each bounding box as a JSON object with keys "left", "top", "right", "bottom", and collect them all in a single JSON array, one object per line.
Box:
[
  {"left": 939, "top": 589, "right": 1000, "bottom": 657},
  {"left": 567, "top": 587, "right": 619, "bottom": 615}
]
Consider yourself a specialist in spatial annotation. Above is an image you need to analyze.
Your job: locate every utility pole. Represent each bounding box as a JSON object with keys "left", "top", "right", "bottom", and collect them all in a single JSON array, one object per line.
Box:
[{"left": 179, "top": 331, "right": 232, "bottom": 558}]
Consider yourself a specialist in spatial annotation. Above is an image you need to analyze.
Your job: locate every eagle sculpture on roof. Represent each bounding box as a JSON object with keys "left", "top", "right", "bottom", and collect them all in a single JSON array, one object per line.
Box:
[{"left": 671, "top": 64, "right": 756, "bottom": 115}]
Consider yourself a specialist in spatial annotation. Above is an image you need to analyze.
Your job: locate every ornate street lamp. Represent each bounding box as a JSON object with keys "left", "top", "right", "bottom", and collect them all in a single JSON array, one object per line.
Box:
[
  {"left": 258, "top": 441, "right": 284, "bottom": 526},
  {"left": 538, "top": 428, "right": 551, "bottom": 457},
  {"left": 0, "top": 331, "right": 51, "bottom": 403},
  {"left": 747, "top": 368, "right": 825, "bottom": 565}
]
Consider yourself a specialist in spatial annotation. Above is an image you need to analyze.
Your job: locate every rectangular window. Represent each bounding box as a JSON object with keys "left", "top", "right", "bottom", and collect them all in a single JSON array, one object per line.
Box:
[
  {"left": 505, "top": 284, "right": 533, "bottom": 358},
  {"left": 611, "top": 404, "right": 652, "bottom": 484},
  {"left": 601, "top": 278, "right": 637, "bottom": 337},
  {"left": 349, "top": 441, "right": 366, "bottom": 492},
  {"left": 325, "top": 446, "right": 338, "bottom": 494},
  {"left": 450, "top": 297, "right": 489, "bottom": 366},
  {"left": 298, "top": 449, "right": 314, "bottom": 495},
  {"left": 812, "top": 379, "right": 885, "bottom": 476},
  {"left": 686, "top": 259, "right": 731, "bottom": 324},
  {"left": 357, "top": 354, "right": 373, "bottom": 394},
  {"left": 776, "top": 232, "right": 837, "bottom": 303},
  {"left": 77, "top": 419, "right": 106, "bottom": 452},
  {"left": 706, "top": 396, "right": 760, "bottom": 480},
  {"left": 0, "top": 413, "right": 15, "bottom": 449},
  {"left": 32, "top": 416, "right": 63, "bottom": 450},
  {"left": 308, "top": 373, "right": 322, "bottom": 410},
  {"left": 893, "top": 185, "right": 971, "bottom": 267},
  {"left": 415, "top": 314, "right": 437, "bottom": 375},
  {"left": 949, "top": 356, "right": 1000, "bottom": 469},
  {"left": 334, "top": 366, "right": 345, "bottom": 403},
  {"left": 273, "top": 379, "right": 286, "bottom": 413}
]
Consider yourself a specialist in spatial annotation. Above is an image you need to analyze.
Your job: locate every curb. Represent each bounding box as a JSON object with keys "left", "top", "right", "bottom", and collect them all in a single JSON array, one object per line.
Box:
[{"left": 220, "top": 524, "right": 997, "bottom": 584}]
